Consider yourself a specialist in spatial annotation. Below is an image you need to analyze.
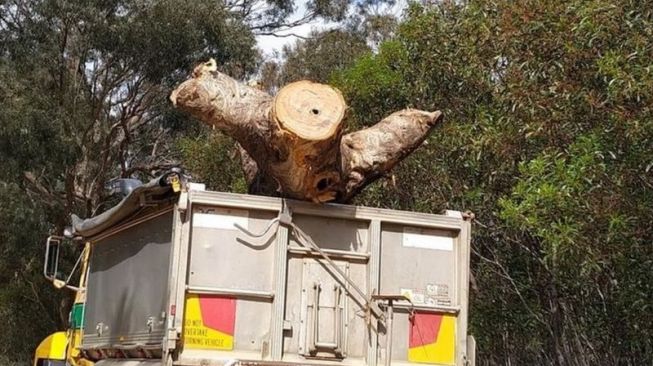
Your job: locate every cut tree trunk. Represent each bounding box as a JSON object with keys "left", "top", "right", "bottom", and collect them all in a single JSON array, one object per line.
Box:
[{"left": 171, "top": 59, "right": 443, "bottom": 203}]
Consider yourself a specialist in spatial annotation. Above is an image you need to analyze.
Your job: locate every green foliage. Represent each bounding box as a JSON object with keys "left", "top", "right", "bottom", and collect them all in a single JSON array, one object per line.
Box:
[
  {"left": 0, "top": 183, "right": 68, "bottom": 360},
  {"left": 259, "top": 29, "right": 370, "bottom": 93},
  {"left": 332, "top": 40, "right": 409, "bottom": 125},
  {"left": 0, "top": 0, "right": 258, "bottom": 362},
  {"left": 336, "top": 0, "right": 653, "bottom": 364},
  {"left": 1, "top": 0, "right": 652, "bottom": 364},
  {"left": 499, "top": 135, "right": 606, "bottom": 266},
  {"left": 177, "top": 133, "right": 248, "bottom": 193},
  {"left": 282, "top": 30, "right": 370, "bottom": 85}
]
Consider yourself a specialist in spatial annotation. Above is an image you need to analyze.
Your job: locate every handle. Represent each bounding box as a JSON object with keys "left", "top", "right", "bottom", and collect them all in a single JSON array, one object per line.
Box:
[
  {"left": 309, "top": 282, "right": 344, "bottom": 357},
  {"left": 309, "top": 282, "right": 321, "bottom": 354},
  {"left": 333, "top": 285, "right": 343, "bottom": 355}
]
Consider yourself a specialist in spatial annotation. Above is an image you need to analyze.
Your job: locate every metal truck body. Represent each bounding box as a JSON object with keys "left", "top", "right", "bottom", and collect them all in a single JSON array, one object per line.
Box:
[{"left": 35, "top": 177, "right": 474, "bottom": 366}]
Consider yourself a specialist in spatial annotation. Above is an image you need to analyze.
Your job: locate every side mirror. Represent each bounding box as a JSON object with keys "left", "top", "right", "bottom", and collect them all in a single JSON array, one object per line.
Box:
[
  {"left": 44, "top": 236, "right": 81, "bottom": 291},
  {"left": 44, "top": 236, "right": 62, "bottom": 281}
]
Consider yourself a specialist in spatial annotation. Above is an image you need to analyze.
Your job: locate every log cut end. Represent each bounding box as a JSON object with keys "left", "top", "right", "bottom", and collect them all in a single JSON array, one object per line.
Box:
[{"left": 272, "top": 81, "right": 346, "bottom": 141}]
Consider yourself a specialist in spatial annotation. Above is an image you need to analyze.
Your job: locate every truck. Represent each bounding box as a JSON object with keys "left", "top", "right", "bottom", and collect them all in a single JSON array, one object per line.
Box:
[{"left": 34, "top": 171, "right": 475, "bottom": 366}]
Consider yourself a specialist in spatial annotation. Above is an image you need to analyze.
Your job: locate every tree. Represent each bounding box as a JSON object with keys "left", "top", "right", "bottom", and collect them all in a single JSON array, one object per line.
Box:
[
  {"left": 256, "top": 0, "right": 398, "bottom": 93},
  {"left": 334, "top": 1, "right": 653, "bottom": 364},
  {"left": 0, "top": 0, "right": 403, "bottom": 360},
  {"left": 1, "top": 0, "right": 258, "bottom": 221},
  {"left": 0, "top": 0, "right": 257, "bottom": 361},
  {"left": 278, "top": 29, "right": 370, "bottom": 86}
]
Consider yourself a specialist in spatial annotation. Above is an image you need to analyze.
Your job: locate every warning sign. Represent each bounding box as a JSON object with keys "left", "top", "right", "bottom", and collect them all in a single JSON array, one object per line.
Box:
[
  {"left": 183, "top": 294, "right": 236, "bottom": 350},
  {"left": 408, "top": 312, "right": 456, "bottom": 364}
]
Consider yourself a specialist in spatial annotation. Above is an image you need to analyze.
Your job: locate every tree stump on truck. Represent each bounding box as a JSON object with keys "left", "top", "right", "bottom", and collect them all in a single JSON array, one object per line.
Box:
[{"left": 170, "top": 59, "right": 443, "bottom": 203}]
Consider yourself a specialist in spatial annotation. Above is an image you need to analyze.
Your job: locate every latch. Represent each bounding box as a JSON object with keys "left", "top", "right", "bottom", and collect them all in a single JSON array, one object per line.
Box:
[
  {"left": 96, "top": 322, "right": 108, "bottom": 337},
  {"left": 147, "top": 316, "right": 155, "bottom": 333}
]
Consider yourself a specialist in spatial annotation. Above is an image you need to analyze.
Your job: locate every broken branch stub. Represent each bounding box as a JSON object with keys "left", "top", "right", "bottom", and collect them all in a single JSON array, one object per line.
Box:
[
  {"left": 339, "top": 109, "right": 443, "bottom": 202},
  {"left": 171, "top": 59, "right": 443, "bottom": 203}
]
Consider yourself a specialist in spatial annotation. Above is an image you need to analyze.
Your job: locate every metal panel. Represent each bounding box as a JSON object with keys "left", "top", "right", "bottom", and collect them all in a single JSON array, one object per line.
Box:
[
  {"left": 379, "top": 224, "right": 458, "bottom": 308},
  {"left": 180, "top": 190, "right": 471, "bottom": 366},
  {"left": 40, "top": 361, "right": 66, "bottom": 366},
  {"left": 188, "top": 190, "right": 463, "bottom": 230},
  {"left": 288, "top": 214, "right": 369, "bottom": 253},
  {"left": 270, "top": 205, "right": 290, "bottom": 360},
  {"left": 83, "top": 211, "right": 173, "bottom": 348},
  {"left": 378, "top": 223, "right": 460, "bottom": 364},
  {"left": 299, "top": 260, "right": 350, "bottom": 359},
  {"left": 188, "top": 205, "right": 277, "bottom": 291},
  {"left": 164, "top": 204, "right": 188, "bottom": 355},
  {"left": 366, "top": 220, "right": 381, "bottom": 366},
  {"left": 467, "top": 335, "right": 476, "bottom": 366},
  {"left": 284, "top": 258, "right": 369, "bottom": 362},
  {"left": 235, "top": 301, "right": 273, "bottom": 352},
  {"left": 186, "top": 205, "right": 278, "bottom": 356},
  {"left": 171, "top": 199, "right": 192, "bottom": 332},
  {"left": 456, "top": 216, "right": 472, "bottom": 364}
]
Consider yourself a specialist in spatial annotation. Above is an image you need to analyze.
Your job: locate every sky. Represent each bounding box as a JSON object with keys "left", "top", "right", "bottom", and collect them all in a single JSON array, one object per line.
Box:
[
  {"left": 255, "top": 0, "right": 337, "bottom": 58},
  {"left": 255, "top": 0, "right": 408, "bottom": 58},
  {"left": 256, "top": 21, "right": 334, "bottom": 57}
]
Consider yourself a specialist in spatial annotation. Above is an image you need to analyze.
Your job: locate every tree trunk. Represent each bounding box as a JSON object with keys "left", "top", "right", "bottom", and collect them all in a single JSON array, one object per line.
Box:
[{"left": 171, "top": 59, "right": 443, "bottom": 203}]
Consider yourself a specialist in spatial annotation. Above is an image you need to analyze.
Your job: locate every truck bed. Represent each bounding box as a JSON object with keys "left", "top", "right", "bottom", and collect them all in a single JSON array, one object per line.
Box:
[{"left": 79, "top": 188, "right": 473, "bottom": 366}]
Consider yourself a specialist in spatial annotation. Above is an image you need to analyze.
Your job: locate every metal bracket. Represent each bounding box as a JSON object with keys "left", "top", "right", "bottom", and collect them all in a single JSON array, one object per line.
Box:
[
  {"left": 372, "top": 295, "right": 412, "bottom": 366},
  {"left": 278, "top": 199, "right": 293, "bottom": 226}
]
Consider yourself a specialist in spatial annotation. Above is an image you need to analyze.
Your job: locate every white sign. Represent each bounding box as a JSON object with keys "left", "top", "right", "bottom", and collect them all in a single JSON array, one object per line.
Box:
[
  {"left": 193, "top": 208, "right": 249, "bottom": 230},
  {"left": 402, "top": 227, "right": 454, "bottom": 251}
]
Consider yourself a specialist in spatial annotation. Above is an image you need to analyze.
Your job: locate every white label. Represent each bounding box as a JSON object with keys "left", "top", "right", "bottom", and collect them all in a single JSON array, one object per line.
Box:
[
  {"left": 412, "top": 292, "right": 425, "bottom": 304},
  {"left": 402, "top": 227, "right": 454, "bottom": 251},
  {"left": 426, "top": 284, "right": 437, "bottom": 295},
  {"left": 193, "top": 208, "right": 249, "bottom": 230},
  {"left": 401, "top": 288, "right": 426, "bottom": 304}
]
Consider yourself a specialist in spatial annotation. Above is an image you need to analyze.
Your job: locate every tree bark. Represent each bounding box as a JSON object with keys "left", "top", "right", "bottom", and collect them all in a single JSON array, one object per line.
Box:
[{"left": 171, "top": 59, "right": 443, "bottom": 203}]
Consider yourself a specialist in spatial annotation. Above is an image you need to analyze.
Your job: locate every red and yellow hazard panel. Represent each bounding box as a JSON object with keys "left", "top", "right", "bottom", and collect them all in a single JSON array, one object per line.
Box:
[
  {"left": 183, "top": 294, "right": 236, "bottom": 350},
  {"left": 408, "top": 313, "right": 456, "bottom": 365}
]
